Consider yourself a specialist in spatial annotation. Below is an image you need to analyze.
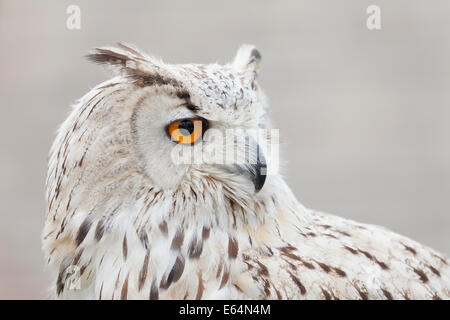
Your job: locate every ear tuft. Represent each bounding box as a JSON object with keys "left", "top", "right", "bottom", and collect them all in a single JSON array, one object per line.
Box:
[
  {"left": 85, "top": 43, "right": 181, "bottom": 87},
  {"left": 85, "top": 42, "right": 159, "bottom": 76},
  {"left": 232, "top": 44, "right": 261, "bottom": 73}
]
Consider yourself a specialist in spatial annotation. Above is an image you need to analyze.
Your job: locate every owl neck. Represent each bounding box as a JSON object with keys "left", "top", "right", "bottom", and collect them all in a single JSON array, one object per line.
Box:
[
  {"left": 90, "top": 174, "right": 309, "bottom": 299},
  {"left": 46, "top": 171, "right": 309, "bottom": 298},
  {"left": 138, "top": 172, "right": 305, "bottom": 234}
]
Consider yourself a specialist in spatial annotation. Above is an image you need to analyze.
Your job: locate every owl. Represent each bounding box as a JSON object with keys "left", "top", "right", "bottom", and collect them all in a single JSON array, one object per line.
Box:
[{"left": 43, "top": 43, "right": 450, "bottom": 300}]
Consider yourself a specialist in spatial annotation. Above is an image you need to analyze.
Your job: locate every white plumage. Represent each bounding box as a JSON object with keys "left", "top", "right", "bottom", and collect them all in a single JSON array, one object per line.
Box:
[{"left": 43, "top": 43, "right": 450, "bottom": 299}]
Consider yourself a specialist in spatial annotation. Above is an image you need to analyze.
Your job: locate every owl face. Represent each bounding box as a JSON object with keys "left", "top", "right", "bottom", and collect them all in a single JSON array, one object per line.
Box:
[{"left": 87, "top": 44, "right": 269, "bottom": 195}]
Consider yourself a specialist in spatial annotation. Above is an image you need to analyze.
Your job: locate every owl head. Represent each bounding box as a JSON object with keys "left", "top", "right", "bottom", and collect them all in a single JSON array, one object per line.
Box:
[
  {"left": 48, "top": 43, "right": 278, "bottom": 227},
  {"left": 87, "top": 43, "right": 273, "bottom": 190}
]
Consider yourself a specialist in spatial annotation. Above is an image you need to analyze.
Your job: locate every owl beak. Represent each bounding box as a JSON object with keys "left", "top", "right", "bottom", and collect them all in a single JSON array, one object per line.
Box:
[{"left": 234, "top": 136, "right": 267, "bottom": 193}]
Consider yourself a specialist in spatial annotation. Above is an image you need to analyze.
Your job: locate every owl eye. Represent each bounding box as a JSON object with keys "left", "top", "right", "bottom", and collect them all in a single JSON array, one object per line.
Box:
[{"left": 167, "top": 118, "right": 207, "bottom": 144}]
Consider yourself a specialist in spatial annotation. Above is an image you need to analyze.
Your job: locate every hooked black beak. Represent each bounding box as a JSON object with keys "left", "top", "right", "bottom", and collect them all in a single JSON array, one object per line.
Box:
[{"left": 234, "top": 136, "right": 267, "bottom": 193}]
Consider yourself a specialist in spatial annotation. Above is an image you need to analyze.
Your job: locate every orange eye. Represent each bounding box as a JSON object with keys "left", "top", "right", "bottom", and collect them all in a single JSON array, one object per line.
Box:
[{"left": 167, "top": 118, "right": 206, "bottom": 144}]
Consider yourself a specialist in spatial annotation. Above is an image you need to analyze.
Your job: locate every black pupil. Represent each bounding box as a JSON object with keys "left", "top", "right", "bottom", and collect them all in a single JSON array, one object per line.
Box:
[{"left": 178, "top": 120, "right": 195, "bottom": 136}]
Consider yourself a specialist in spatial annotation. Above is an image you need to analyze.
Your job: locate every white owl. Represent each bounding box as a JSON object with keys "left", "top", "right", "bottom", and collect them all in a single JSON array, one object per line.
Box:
[{"left": 43, "top": 43, "right": 450, "bottom": 300}]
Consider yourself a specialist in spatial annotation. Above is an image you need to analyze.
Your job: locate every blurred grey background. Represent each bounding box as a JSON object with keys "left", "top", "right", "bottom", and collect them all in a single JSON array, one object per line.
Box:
[{"left": 0, "top": 0, "right": 449, "bottom": 299}]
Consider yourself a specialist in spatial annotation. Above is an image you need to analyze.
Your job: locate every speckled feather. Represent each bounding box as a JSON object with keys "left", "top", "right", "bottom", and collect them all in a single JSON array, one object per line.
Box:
[{"left": 43, "top": 43, "right": 450, "bottom": 300}]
